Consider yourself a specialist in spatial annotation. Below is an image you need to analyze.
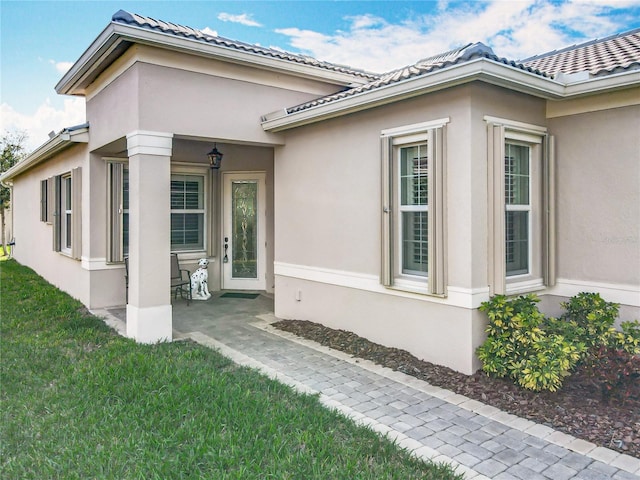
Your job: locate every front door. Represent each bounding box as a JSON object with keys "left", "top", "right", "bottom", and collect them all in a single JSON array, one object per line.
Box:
[{"left": 222, "top": 172, "right": 266, "bottom": 290}]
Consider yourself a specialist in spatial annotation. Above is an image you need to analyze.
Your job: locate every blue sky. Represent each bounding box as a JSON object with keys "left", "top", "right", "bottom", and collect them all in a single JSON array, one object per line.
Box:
[{"left": 2, "top": 0, "right": 640, "bottom": 151}]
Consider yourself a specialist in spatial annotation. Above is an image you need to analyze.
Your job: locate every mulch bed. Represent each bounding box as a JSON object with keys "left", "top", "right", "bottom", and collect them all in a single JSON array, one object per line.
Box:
[{"left": 273, "top": 319, "right": 640, "bottom": 459}]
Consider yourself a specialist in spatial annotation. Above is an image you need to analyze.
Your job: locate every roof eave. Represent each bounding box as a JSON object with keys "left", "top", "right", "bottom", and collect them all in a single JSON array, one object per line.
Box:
[
  {"left": 562, "top": 69, "right": 640, "bottom": 96},
  {"left": 0, "top": 127, "right": 89, "bottom": 183},
  {"left": 56, "top": 23, "right": 121, "bottom": 95},
  {"left": 262, "top": 59, "right": 566, "bottom": 132},
  {"left": 262, "top": 59, "right": 640, "bottom": 132},
  {"left": 57, "top": 22, "right": 372, "bottom": 96}
]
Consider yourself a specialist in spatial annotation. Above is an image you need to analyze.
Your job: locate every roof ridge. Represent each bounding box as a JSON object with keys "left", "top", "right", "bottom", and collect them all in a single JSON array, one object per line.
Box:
[
  {"left": 111, "top": 10, "right": 380, "bottom": 80},
  {"left": 283, "top": 42, "right": 547, "bottom": 116}
]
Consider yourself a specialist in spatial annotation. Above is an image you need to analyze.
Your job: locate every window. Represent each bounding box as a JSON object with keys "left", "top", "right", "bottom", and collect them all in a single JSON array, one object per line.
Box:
[
  {"left": 108, "top": 166, "right": 206, "bottom": 261},
  {"left": 399, "top": 143, "right": 429, "bottom": 276},
  {"left": 171, "top": 174, "right": 205, "bottom": 251},
  {"left": 106, "top": 161, "right": 128, "bottom": 263},
  {"left": 487, "top": 117, "right": 555, "bottom": 295},
  {"left": 61, "top": 175, "right": 72, "bottom": 253},
  {"left": 52, "top": 167, "right": 81, "bottom": 259},
  {"left": 40, "top": 179, "right": 48, "bottom": 222},
  {"left": 505, "top": 143, "right": 530, "bottom": 276},
  {"left": 381, "top": 119, "right": 448, "bottom": 295}
]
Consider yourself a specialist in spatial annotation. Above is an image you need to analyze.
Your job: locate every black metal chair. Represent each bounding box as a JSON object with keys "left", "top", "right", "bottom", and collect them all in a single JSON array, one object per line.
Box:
[{"left": 171, "top": 253, "right": 191, "bottom": 305}]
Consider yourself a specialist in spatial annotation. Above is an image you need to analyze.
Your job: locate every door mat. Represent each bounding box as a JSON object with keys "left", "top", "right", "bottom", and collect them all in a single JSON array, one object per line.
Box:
[{"left": 220, "top": 292, "right": 260, "bottom": 299}]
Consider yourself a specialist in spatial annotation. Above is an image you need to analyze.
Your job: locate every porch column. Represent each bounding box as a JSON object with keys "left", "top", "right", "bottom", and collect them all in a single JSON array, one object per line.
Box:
[{"left": 126, "top": 131, "right": 174, "bottom": 343}]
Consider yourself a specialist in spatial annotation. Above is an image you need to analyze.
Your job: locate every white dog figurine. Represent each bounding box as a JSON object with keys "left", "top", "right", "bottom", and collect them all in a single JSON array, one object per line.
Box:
[{"left": 191, "top": 258, "right": 211, "bottom": 300}]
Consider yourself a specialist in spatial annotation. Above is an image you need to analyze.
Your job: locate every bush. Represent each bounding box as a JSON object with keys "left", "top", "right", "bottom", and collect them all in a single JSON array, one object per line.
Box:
[
  {"left": 580, "top": 346, "right": 640, "bottom": 404},
  {"left": 476, "top": 294, "right": 581, "bottom": 392},
  {"left": 477, "top": 292, "right": 639, "bottom": 394},
  {"left": 558, "top": 292, "right": 620, "bottom": 352}
]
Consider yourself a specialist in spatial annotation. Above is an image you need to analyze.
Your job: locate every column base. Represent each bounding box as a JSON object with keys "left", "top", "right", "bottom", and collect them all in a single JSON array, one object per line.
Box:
[{"left": 126, "top": 304, "right": 173, "bottom": 343}]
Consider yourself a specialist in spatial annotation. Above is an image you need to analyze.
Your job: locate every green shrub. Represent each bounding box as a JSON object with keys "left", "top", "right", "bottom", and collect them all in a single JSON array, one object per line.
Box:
[
  {"left": 558, "top": 292, "right": 619, "bottom": 352},
  {"left": 476, "top": 294, "right": 581, "bottom": 392},
  {"left": 478, "top": 291, "right": 640, "bottom": 395}
]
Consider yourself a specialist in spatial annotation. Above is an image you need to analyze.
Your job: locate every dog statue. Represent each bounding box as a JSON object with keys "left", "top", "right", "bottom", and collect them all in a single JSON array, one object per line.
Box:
[{"left": 191, "top": 258, "right": 211, "bottom": 300}]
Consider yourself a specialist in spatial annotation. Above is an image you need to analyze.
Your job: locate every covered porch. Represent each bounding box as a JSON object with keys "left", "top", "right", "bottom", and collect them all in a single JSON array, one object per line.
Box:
[
  {"left": 92, "top": 131, "right": 275, "bottom": 344},
  {"left": 100, "top": 292, "right": 275, "bottom": 339}
]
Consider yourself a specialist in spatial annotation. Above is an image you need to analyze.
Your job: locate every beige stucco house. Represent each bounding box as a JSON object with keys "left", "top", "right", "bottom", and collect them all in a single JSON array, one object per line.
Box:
[{"left": 2, "top": 11, "right": 639, "bottom": 374}]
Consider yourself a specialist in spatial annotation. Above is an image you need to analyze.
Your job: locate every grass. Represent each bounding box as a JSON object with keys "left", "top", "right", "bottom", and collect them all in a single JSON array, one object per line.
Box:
[{"left": 0, "top": 260, "right": 462, "bottom": 479}]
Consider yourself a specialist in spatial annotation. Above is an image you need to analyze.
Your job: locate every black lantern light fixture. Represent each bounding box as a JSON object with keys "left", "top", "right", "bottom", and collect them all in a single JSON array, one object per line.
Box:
[{"left": 207, "top": 143, "right": 224, "bottom": 169}]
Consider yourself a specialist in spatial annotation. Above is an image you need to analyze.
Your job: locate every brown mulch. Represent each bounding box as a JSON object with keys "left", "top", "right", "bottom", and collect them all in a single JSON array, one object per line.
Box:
[{"left": 273, "top": 319, "right": 640, "bottom": 459}]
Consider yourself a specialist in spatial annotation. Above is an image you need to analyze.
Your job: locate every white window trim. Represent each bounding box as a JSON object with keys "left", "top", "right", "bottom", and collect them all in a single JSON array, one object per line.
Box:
[{"left": 381, "top": 118, "right": 448, "bottom": 296}]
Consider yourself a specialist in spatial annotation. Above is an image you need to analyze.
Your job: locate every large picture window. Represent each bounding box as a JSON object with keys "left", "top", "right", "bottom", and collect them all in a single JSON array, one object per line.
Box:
[
  {"left": 171, "top": 174, "right": 205, "bottom": 251},
  {"left": 381, "top": 119, "right": 448, "bottom": 295}
]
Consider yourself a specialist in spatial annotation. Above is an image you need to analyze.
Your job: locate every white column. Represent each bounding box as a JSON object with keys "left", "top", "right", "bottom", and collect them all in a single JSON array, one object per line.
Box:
[{"left": 126, "top": 131, "right": 174, "bottom": 343}]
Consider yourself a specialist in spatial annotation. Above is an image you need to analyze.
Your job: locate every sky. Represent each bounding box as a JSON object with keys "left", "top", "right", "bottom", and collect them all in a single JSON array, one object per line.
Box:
[{"left": 2, "top": 0, "right": 640, "bottom": 152}]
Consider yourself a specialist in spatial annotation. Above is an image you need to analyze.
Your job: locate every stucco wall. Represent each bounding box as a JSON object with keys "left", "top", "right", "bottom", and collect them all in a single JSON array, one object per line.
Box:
[
  {"left": 275, "top": 86, "right": 475, "bottom": 286},
  {"left": 273, "top": 84, "right": 547, "bottom": 373},
  {"left": 275, "top": 275, "right": 482, "bottom": 374},
  {"left": 86, "top": 65, "right": 139, "bottom": 151},
  {"left": 86, "top": 44, "right": 347, "bottom": 152},
  {"left": 548, "top": 105, "right": 640, "bottom": 287},
  {"left": 10, "top": 145, "right": 90, "bottom": 305}
]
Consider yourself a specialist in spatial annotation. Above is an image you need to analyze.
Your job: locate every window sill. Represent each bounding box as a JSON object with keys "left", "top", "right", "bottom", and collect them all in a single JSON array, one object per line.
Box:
[
  {"left": 388, "top": 278, "right": 446, "bottom": 298},
  {"left": 506, "top": 277, "right": 545, "bottom": 296},
  {"left": 171, "top": 250, "right": 209, "bottom": 261}
]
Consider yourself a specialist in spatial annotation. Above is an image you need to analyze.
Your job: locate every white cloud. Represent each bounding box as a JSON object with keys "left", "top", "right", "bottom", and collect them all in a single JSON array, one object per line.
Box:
[
  {"left": 45, "top": 59, "right": 74, "bottom": 74},
  {"left": 54, "top": 61, "right": 73, "bottom": 74},
  {"left": 0, "top": 98, "right": 86, "bottom": 153},
  {"left": 275, "top": 0, "right": 638, "bottom": 72},
  {"left": 217, "top": 12, "right": 262, "bottom": 27},
  {"left": 201, "top": 27, "right": 218, "bottom": 37}
]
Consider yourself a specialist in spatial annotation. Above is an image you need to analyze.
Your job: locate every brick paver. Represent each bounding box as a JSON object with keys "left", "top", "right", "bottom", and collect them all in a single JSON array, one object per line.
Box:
[{"left": 98, "top": 302, "right": 639, "bottom": 480}]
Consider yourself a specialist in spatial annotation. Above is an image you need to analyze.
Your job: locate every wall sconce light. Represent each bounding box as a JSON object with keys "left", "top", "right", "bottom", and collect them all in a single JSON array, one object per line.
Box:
[{"left": 207, "top": 143, "right": 224, "bottom": 169}]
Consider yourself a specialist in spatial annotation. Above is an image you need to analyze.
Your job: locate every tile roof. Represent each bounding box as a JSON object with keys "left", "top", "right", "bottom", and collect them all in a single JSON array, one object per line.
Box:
[
  {"left": 110, "top": 11, "right": 639, "bottom": 117},
  {"left": 284, "top": 29, "right": 640, "bottom": 115},
  {"left": 521, "top": 28, "right": 640, "bottom": 77},
  {"left": 285, "top": 43, "right": 548, "bottom": 114},
  {"left": 111, "top": 10, "right": 378, "bottom": 81}
]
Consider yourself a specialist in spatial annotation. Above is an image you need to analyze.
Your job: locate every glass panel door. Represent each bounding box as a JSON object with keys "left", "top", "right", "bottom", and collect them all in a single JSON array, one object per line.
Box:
[
  {"left": 232, "top": 181, "right": 258, "bottom": 279},
  {"left": 222, "top": 172, "right": 266, "bottom": 290}
]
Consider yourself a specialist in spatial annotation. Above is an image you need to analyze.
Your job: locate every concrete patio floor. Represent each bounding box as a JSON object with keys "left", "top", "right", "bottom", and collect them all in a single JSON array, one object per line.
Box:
[{"left": 93, "top": 294, "right": 640, "bottom": 480}]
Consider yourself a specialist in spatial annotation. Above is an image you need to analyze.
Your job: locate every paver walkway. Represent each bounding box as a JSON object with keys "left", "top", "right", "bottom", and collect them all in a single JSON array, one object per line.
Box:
[{"left": 96, "top": 296, "right": 640, "bottom": 480}]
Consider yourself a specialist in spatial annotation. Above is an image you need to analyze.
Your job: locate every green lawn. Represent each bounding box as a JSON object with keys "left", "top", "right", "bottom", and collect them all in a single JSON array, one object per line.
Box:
[{"left": 0, "top": 260, "right": 461, "bottom": 479}]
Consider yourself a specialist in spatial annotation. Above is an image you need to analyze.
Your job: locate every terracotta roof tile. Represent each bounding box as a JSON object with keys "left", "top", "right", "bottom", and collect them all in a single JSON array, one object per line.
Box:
[
  {"left": 111, "top": 10, "right": 640, "bottom": 116},
  {"left": 285, "top": 43, "right": 547, "bottom": 114},
  {"left": 521, "top": 28, "right": 640, "bottom": 77},
  {"left": 111, "top": 10, "right": 379, "bottom": 81}
]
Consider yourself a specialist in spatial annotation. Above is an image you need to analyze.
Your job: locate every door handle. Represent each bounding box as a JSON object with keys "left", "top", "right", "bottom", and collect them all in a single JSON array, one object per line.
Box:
[{"left": 223, "top": 237, "right": 229, "bottom": 263}]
